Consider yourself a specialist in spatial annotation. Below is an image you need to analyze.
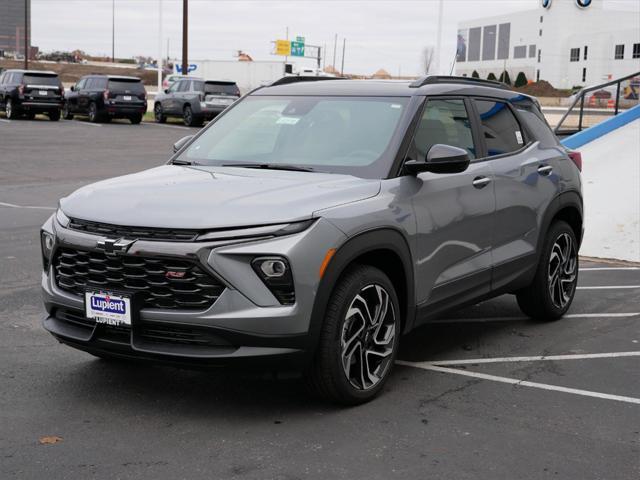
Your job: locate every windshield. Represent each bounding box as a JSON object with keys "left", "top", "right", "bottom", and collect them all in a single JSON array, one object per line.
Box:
[
  {"left": 179, "top": 95, "right": 408, "bottom": 178},
  {"left": 204, "top": 82, "right": 240, "bottom": 96},
  {"left": 23, "top": 74, "right": 60, "bottom": 86},
  {"left": 107, "top": 80, "right": 145, "bottom": 93}
]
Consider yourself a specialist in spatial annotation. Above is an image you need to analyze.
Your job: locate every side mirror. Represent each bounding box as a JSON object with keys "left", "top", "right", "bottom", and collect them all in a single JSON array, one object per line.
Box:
[
  {"left": 164, "top": 88, "right": 169, "bottom": 94},
  {"left": 70, "top": 85, "right": 75, "bottom": 92},
  {"left": 404, "top": 144, "right": 471, "bottom": 175},
  {"left": 172, "top": 135, "right": 193, "bottom": 153}
]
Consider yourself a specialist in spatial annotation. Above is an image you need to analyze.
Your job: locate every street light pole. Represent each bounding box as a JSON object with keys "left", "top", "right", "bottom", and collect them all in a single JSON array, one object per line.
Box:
[
  {"left": 157, "top": 0, "right": 163, "bottom": 92},
  {"left": 181, "top": 0, "right": 188, "bottom": 75},
  {"left": 111, "top": 0, "right": 115, "bottom": 63},
  {"left": 24, "top": 0, "right": 29, "bottom": 69},
  {"left": 340, "top": 38, "right": 346, "bottom": 76}
]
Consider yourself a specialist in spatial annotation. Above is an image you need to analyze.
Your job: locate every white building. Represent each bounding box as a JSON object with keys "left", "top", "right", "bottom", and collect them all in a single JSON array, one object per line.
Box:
[{"left": 455, "top": 0, "right": 640, "bottom": 89}]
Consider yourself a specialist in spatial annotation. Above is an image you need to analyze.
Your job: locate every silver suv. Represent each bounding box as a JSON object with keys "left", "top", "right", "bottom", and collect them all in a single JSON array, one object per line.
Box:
[{"left": 41, "top": 76, "right": 583, "bottom": 404}]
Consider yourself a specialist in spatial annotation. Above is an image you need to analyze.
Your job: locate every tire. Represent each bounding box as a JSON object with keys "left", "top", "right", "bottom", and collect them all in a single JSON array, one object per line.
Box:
[
  {"left": 183, "top": 105, "right": 203, "bottom": 127},
  {"left": 88, "top": 102, "right": 99, "bottom": 123},
  {"left": 5, "top": 98, "right": 18, "bottom": 119},
  {"left": 25, "top": 112, "right": 36, "bottom": 120},
  {"left": 306, "top": 265, "right": 401, "bottom": 405},
  {"left": 129, "top": 113, "right": 143, "bottom": 125},
  {"left": 154, "top": 103, "right": 166, "bottom": 123},
  {"left": 516, "top": 220, "right": 579, "bottom": 320},
  {"left": 48, "top": 110, "right": 61, "bottom": 121},
  {"left": 61, "top": 103, "right": 73, "bottom": 120}
]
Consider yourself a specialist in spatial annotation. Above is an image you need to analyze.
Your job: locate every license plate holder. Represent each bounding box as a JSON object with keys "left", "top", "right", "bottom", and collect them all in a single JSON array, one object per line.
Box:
[
  {"left": 123, "top": 95, "right": 132, "bottom": 101},
  {"left": 85, "top": 289, "right": 132, "bottom": 327},
  {"left": 39, "top": 90, "right": 48, "bottom": 96}
]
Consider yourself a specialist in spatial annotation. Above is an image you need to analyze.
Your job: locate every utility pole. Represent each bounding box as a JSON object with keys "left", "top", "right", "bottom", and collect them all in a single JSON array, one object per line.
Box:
[
  {"left": 434, "top": 0, "right": 443, "bottom": 74},
  {"left": 181, "top": 0, "right": 188, "bottom": 75},
  {"left": 111, "top": 0, "right": 115, "bottom": 63},
  {"left": 340, "top": 38, "right": 346, "bottom": 76},
  {"left": 157, "top": 0, "right": 163, "bottom": 91},
  {"left": 24, "top": 0, "right": 29, "bottom": 69}
]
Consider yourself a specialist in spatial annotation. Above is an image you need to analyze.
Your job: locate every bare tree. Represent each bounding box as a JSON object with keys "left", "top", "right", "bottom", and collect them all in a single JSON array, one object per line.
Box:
[{"left": 421, "top": 46, "right": 435, "bottom": 75}]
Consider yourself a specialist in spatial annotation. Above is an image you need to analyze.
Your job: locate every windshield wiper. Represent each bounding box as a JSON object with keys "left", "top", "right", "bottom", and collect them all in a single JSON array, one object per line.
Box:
[
  {"left": 171, "top": 159, "right": 198, "bottom": 165},
  {"left": 221, "top": 163, "right": 314, "bottom": 172}
]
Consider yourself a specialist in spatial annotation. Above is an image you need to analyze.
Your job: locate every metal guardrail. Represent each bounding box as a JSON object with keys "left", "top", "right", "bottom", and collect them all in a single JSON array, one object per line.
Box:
[{"left": 554, "top": 71, "right": 640, "bottom": 136}]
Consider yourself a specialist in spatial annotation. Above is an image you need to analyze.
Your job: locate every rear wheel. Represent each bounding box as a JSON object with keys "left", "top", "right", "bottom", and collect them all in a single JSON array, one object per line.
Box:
[
  {"left": 516, "top": 220, "right": 579, "bottom": 320},
  {"left": 61, "top": 103, "right": 73, "bottom": 120},
  {"left": 5, "top": 98, "right": 18, "bottom": 119},
  {"left": 154, "top": 103, "right": 166, "bottom": 123},
  {"left": 183, "top": 105, "right": 203, "bottom": 127},
  {"left": 48, "top": 110, "right": 60, "bottom": 121},
  {"left": 129, "top": 114, "right": 143, "bottom": 124},
  {"left": 88, "top": 102, "right": 99, "bottom": 123},
  {"left": 25, "top": 112, "right": 36, "bottom": 120},
  {"left": 306, "top": 265, "right": 400, "bottom": 405}
]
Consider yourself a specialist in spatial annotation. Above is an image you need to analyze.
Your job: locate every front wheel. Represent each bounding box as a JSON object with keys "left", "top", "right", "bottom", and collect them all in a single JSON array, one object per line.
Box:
[
  {"left": 516, "top": 220, "right": 579, "bottom": 320},
  {"left": 306, "top": 265, "right": 400, "bottom": 405},
  {"left": 5, "top": 98, "right": 18, "bottom": 119},
  {"left": 88, "top": 102, "right": 99, "bottom": 123}
]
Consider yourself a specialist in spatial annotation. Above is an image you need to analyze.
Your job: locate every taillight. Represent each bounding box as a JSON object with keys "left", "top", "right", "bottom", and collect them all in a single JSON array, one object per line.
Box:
[
  {"left": 18, "top": 84, "right": 24, "bottom": 95},
  {"left": 59, "top": 87, "right": 64, "bottom": 96},
  {"left": 103, "top": 89, "right": 110, "bottom": 101},
  {"left": 568, "top": 151, "right": 582, "bottom": 171}
]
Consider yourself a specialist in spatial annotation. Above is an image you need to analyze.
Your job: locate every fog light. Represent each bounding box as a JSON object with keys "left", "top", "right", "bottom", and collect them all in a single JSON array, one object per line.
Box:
[
  {"left": 251, "top": 256, "right": 295, "bottom": 305},
  {"left": 41, "top": 230, "right": 55, "bottom": 271}
]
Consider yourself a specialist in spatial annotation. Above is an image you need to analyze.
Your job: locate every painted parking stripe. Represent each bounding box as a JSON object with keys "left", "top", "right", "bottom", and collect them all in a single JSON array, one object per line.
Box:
[
  {"left": 0, "top": 118, "right": 10, "bottom": 123},
  {"left": 403, "top": 351, "right": 640, "bottom": 366},
  {"left": 577, "top": 285, "right": 640, "bottom": 290},
  {"left": 397, "top": 363, "right": 640, "bottom": 405},
  {"left": 581, "top": 267, "right": 640, "bottom": 271},
  {"left": 141, "top": 122, "right": 192, "bottom": 130},
  {"left": 73, "top": 121, "right": 102, "bottom": 127},
  {"left": 0, "top": 201, "right": 55, "bottom": 210},
  {"left": 431, "top": 312, "right": 639, "bottom": 323}
]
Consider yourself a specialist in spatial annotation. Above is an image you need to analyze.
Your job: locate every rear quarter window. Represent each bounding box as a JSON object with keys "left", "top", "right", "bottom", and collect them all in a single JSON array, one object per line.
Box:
[
  {"left": 515, "top": 107, "right": 560, "bottom": 148},
  {"left": 475, "top": 99, "right": 526, "bottom": 157}
]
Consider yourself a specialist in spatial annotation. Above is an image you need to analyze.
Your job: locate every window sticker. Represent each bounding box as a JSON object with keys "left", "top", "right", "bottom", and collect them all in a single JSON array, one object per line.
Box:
[
  {"left": 391, "top": 104, "right": 403, "bottom": 109},
  {"left": 515, "top": 130, "right": 524, "bottom": 144},
  {"left": 276, "top": 116, "right": 300, "bottom": 125}
]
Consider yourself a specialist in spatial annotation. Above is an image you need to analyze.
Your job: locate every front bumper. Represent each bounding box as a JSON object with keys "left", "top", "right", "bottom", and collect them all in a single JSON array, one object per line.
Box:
[{"left": 41, "top": 216, "right": 346, "bottom": 366}]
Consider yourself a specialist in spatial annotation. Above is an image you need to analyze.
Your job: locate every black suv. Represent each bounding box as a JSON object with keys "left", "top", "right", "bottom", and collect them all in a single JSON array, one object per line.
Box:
[
  {"left": 62, "top": 75, "right": 147, "bottom": 124},
  {"left": 154, "top": 78, "right": 240, "bottom": 126},
  {"left": 0, "top": 69, "right": 64, "bottom": 121}
]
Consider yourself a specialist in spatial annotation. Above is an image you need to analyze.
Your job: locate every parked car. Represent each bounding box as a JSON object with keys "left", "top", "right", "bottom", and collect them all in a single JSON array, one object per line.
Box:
[
  {"left": 41, "top": 76, "right": 583, "bottom": 404},
  {"left": 154, "top": 78, "right": 240, "bottom": 126},
  {"left": 62, "top": 75, "right": 147, "bottom": 124},
  {"left": 162, "top": 73, "right": 188, "bottom": 91},
  {"left": 0, "top": 69, "right": 63, "bottom": 120}
]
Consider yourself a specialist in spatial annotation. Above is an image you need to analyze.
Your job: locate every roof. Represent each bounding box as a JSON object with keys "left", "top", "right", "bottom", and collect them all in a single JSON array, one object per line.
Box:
[
  {"left": 85, "top": 74, "right": 142, "bottom": 81},
  {"left": 253, "top": 77, "right": 534, "bottom": 101},
  {"left": 3, "top": 69, "right": 58, "bottom": 75}
]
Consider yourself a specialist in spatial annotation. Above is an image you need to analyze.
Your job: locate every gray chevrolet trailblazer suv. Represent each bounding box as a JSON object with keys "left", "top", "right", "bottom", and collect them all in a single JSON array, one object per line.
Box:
[{"left": 41, "top": 76, "right": 583, "bottom": 404}]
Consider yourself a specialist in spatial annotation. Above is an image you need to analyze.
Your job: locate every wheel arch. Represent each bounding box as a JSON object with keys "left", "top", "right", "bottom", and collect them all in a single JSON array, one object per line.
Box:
[{"left": 306, "top": 228, "right": 416, "bottom": 357}]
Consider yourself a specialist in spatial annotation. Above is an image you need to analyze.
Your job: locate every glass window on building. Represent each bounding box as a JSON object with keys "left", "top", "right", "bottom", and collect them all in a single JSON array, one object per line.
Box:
[
  {"left": 538, "top": 49, "right": 542, "bottom": 63},
  {"left": 584, "top": 46, "right": 588, "bottom": 60},
  {"left": 514, "top": 46, "right": 527, "bottom": 59},
  {"left": 633, "top": 43, "right": 640, "bottom": 59},
  {"left": 614, "top": 44, "right": 625, "bottom": 60},
  {"left": 529, "top": 45, "right": 536, "bottom": 58},
  {"left": 570, "top": 48, "right": 580, "bottom": 62},
  {"left": 582, "top": 68, "right": 587, "bottom": 83}
]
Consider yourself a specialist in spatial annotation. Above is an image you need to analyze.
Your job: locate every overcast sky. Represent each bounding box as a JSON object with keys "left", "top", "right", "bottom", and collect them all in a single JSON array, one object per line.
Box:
[{"left": 31, "top": 0, "right": 640, "bottom": 76}]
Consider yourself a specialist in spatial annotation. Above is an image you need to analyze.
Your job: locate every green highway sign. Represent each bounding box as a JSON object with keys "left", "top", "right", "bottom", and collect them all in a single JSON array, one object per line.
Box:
[{"left": 290, "top": 41, "right": 305, "bottom": 57}]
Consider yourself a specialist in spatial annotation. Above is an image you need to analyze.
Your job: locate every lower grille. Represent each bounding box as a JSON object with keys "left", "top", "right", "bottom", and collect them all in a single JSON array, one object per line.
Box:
[
  {"left": 137, "top": 323, "right": 233, "bottom": 348},
  {"left": 53, "top": 247, "right": 225, "bottom": 310}
]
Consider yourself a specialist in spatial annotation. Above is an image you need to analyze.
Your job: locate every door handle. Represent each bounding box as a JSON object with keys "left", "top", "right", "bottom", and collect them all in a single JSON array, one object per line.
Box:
[
  {"left": 472, "top": 176, "right": 492, "bottom": 189},
  {"left": 538, "top": 165, "right": 553, "bottom": 176}
]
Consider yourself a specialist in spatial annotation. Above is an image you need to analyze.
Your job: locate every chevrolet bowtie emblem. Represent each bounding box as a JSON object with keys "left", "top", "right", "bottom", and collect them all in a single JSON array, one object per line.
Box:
[{"left": 96, "top": 238, "right": 135, "bottom": 256}]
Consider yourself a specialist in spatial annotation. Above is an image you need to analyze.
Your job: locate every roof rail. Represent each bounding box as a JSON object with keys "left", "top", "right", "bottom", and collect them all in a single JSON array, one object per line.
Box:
[
  {"left": 410, "top": 75, "right": 510, "bottom": 90},
  {"left": 269, "top": 75, "right": 346, "bottom": 87}
]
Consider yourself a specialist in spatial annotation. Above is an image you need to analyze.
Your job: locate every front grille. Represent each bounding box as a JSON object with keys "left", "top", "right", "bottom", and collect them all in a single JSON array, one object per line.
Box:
[
  {"left": 53, "top": 247, "right": 225, "bottom": 310},
  {"left": 68, "top": 218, "right": 200, "bottom": 242}
]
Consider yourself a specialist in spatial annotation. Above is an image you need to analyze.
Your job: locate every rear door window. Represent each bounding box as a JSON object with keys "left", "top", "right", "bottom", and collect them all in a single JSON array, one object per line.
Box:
[
  {"left": 408, "top": 98, "right": 476, "bottom": 161},
  {"left": 177, "top": 80, "right": 190, "bottom": 93},
  {"left": 474, "top": 99, "right": 526, "bottom": 156}
]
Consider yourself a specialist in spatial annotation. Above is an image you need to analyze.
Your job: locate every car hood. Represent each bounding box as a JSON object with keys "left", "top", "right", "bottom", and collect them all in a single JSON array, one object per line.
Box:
[{"left": 60, "top": 165, "right": 380, "bottom": 229}]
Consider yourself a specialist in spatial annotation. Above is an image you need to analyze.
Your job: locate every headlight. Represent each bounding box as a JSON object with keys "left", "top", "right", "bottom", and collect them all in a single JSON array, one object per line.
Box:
[
  {"left": 251, "top": 256, "right": 295, "bottom": 305},
  {"left": 55, "top": 208, "right": 70, "bottom": 228},
  {"left": 41, "top": 230, "right": 55, "bottom": 271}
]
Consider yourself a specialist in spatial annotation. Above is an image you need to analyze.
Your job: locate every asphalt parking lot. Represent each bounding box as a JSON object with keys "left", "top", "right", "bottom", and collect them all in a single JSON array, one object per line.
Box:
[{"left": 1, "top": 117, "right": 639, "bottom": 480}]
